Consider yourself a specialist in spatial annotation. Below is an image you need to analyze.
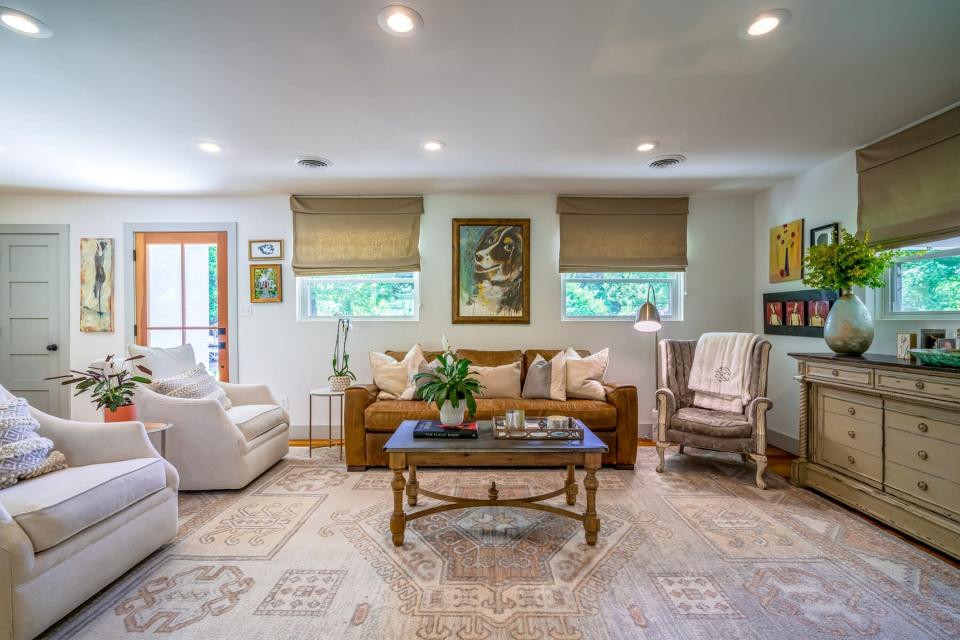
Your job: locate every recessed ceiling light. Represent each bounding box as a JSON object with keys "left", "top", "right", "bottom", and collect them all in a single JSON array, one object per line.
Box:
[
  {"left": 377, "top": 5, "right": 423, "bottom": 37},
  {"left": 196, "top": 140, "right": 224, "bottom": 154},
  {"left": 636, "top": 141, "right": 659, "bottom": 152},
  {"left": 422, "top": 140, "right": 445, "bottom": 151},
  {"left": 738, "top": 9, "right": 791, "bottom": 40},
  {"left": 0, "top": 7, "right": 52, "bottom": 38}
]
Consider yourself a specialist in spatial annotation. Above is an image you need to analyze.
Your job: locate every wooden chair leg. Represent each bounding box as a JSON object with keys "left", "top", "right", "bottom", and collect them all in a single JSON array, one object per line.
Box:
[
  {"left": 655, "top": 442, "right": 668, "bottom": 473},
  {"left": 678, "top": 444, "right": 685, "bottom": 454},
  {"left": 749, "top": 453, "right": 768, "bottom": 490}
]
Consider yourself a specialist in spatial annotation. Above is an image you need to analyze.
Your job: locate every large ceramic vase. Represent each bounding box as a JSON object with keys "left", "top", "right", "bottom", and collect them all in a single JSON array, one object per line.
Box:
[
  {"left": 824, "top": 289, "right": 874, "bottom": 356},
  {"left": 439, "top": 401, "right": 466, "bottom": 426}
]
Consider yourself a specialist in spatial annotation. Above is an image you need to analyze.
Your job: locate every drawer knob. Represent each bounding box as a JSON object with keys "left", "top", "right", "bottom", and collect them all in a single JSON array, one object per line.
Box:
[
  {"left": 847, "top": 455, "right": 855, "bottom": 464},
  {"left": 915, "top": 381, "right": 925, "bottom": 390},
  {"left": 918, "top": 422, "right": 929, "bottom": 433},
  {"left": 831, "top": 370, "right": 839, "bottom": 377},
  {"left": 847, "top": 430, "right": 856, "bottom": 438},
  {"left": 917, "top": 481, "right": 928, "bottom": 491},
  {"left": 847, "top": 407, "right": 856, "bottom": 415},
  {"left": 918, "top": 450, "right": 928, "bottom": 460}
]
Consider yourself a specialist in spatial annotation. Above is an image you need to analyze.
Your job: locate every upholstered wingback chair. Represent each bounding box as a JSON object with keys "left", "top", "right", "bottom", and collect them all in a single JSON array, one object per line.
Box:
[{"left": 654, "top": 339, "right": 773, "bottom": 488}]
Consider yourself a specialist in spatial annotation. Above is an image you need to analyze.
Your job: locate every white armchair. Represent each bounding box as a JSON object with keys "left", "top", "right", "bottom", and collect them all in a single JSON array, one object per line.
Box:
[
  {"left": 0, "top": 404, "right": 178, "bottom": 640},
  {"left": 134, "top": 381, "right": 290, "bottom": 491}
]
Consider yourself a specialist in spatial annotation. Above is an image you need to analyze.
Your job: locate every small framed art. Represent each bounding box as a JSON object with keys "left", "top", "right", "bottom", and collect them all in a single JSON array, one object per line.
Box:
[
  {"left": 809, "top": 223, "right": 839, "bottom": 248},
  {"left": 785, "top": 301, "right": 806, "bottom": 327},
  {"left": 807, "top": 300, "right": 829, "bottom": 328},
  {"left": 765, "top": 301, "right": 784, "bottom": 326},
  {"left": 762, "top": 289, "right": 838, "bottom": 337},
  {"left": 896, "top": 333, "right": 917, "bottom": 359},
  {"left": 769, "top": 219, "right": 804, "bottom": 283},
  {"left": 250, "top": 264, "right": 282, "bottom": 303},
  {"left": 249, "top": 239, "right": 284, "bottom": 261},
  {"left": 920, "top": 329, "right": 946, "bottom": 349}
]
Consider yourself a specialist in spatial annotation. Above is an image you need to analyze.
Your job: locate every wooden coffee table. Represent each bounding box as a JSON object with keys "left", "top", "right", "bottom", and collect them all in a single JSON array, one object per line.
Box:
[{"left": 382, "top": 419, "right": 608, "bottom": 547}]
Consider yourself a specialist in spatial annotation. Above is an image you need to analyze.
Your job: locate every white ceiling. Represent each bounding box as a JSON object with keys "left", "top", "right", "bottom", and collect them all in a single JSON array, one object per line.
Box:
[{"left": 1, "top": 0, "right": 959, "bottom": 196}]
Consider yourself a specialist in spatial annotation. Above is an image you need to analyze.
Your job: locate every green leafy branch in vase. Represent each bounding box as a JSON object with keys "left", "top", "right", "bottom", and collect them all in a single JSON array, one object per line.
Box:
[
  {"left": 802, "top": 228, "right": 904, "bottom": 292},
  {"left": 329, "top": 316, "right": 357, "bottom": 382},
  {"left": 413, "top": 339, "right": 484, "bottom": 417},
  {"left": 46, "top": 354, "right": 153, "bottom": 411}
]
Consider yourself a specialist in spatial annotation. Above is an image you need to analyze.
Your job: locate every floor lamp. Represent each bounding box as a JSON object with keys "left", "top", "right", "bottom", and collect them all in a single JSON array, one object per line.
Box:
[{"left": 633, "top": 285, "right": 662, "bottom": 440}]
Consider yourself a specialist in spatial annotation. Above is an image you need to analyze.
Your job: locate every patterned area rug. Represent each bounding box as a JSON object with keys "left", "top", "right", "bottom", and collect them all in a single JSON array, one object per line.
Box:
[{"left": 45, "top": 447, "right": 960, "bottom": 639}]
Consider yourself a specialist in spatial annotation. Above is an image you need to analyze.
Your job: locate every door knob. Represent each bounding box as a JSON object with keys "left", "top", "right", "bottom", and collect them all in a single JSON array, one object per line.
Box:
[{"left": 46, "top": 344, "right": 58, "bottom": 352}]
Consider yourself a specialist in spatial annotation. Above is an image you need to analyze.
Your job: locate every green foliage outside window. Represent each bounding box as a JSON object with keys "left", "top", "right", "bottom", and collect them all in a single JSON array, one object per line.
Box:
[
  {"left": 302, "top": 274, "right": 417, "bottom": 318},
  {"left": 895, "top": 253, "right": 960, "bottom": 312},
  {"left": 564, "top": 273, "right": 675, "bottom": 318}
]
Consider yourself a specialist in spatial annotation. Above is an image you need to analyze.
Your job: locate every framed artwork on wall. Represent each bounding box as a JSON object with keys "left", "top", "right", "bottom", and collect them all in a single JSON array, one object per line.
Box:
[
  {"left": 763, "top": 289, "right": 838, "bottom": 337},
  {"left": 769, "top": 219, "right": 804, "bottom": 283},
  {"left": 249, "top": 239, "right": 284, "bottom": 260},
  {"left": 920, "top": 329, "right": 946, "bottom": 349},
  {"left": 896, "top": 333, "right": 917, "bottom": 358},
  {"left": 80, "top": 238, "right": 115, "bottom": 332},
  {"left": 452, "top": 218, "right": 530, "bottom": 324},
  {"left": 809, "top": 222, "right": 839, "bottom": 248},
  {"left": 250, "top": 264, "right": 282, "bottom": 303}
]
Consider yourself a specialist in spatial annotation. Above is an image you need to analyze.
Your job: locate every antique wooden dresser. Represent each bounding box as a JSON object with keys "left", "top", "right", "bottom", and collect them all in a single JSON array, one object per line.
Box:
[{"left": 790, "top": 353, "right": 960, "bottom": 559}]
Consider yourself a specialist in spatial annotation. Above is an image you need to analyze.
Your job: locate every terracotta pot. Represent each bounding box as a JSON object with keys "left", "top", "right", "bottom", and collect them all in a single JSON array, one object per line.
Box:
[{"left": 105, "top": 404, "right": 138, "bottom": 423}]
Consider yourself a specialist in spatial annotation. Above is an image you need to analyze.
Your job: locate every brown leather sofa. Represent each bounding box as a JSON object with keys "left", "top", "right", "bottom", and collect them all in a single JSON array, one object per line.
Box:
[{"left": 345, "top": 348, "right": 638, "bottom": 470}]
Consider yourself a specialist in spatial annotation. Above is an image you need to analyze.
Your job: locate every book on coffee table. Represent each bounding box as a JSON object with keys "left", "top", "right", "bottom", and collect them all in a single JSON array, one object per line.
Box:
[{"left": 412, "top": 420, "right": 479, "bottom": 439}]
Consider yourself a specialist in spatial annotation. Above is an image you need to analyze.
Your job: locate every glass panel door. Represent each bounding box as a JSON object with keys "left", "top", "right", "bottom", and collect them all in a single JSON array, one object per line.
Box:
[{"left": 134, "top": 232, "right": 229, "bottom": 381}]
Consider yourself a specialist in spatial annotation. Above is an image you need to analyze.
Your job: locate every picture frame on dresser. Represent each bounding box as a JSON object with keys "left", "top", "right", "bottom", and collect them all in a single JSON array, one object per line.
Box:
[{"left": 762, "top": 290, "right": 838, "bottom": 337}]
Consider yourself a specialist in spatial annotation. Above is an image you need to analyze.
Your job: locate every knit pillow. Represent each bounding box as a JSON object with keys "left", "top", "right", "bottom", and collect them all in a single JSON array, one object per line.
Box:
[
  {"left": 151, "top": 363, "right": 231, "bottom": 409},
  {"left": 0, "top": 398, "right": 68, "bottom": 489}
]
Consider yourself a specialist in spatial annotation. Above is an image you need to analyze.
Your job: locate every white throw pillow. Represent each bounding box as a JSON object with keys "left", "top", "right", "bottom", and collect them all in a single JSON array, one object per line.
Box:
[
  {"left": 128, "top": 344, "right": 197, "bottom": 379},
  {"left": 564, "top": 347, "right": 609, "bottom": 400},
  {"left": 151, "top": 363, "right": 232, "bottom": 409},
  {"left": 521, "top": 352, "right": 567, "bottom": 401},
  {"left": 369, "top": 345, "right": 425, "bottom": 400},
  {"left": 469, "top": 361, "right": 522, "bottom": 399}
]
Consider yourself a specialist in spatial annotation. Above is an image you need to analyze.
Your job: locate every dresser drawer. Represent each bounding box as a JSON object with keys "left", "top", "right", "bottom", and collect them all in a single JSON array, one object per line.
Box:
[
  {"left": 822, "top": 393, "right": 882, "bottom": 426},
  {"left": 876, "top": 370, "right": 960, "bottom": 403},
  {"left": 885, "top": 461, "right": 960, "bottom": 516},
  {"left": 885, "top": 400, "right": 960, "bottom": 446},
  {"left": 819, "top": 438, "right": 882, "bottom": 482},
  {"left": 807, "top": 363, "right": 873, "bottom": 387},
  {"left": 822, "top": 412, "right": 882, "bottom": 456},
  {"left": 886, "top": 428, "right": 960, "bottom": 484}
]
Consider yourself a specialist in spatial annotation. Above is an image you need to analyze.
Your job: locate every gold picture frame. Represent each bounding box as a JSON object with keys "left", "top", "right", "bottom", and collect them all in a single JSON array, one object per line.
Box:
[
  {"left": 452, "top": 218, "right": 530, "bottom": 324},
  {"left": 250, "top": 264, "right": 282, "bottom": 303},
  {"left": 248, "top": 239, "right": 284, "bottom": 261}
]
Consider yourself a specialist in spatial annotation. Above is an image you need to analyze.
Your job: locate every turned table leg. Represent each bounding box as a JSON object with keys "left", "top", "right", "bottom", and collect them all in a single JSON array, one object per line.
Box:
[
  {"left": 406, "top": 464, "right": 419, "bottom": 506},
  {"left": 565, "top": 464, "right": 578, "bottom": 506},
  {"left": 389, "top": 453, "right": 407, "bottom": 546},
  {"left": 583, "top": 453, "right": 601, "bottom": 545}
]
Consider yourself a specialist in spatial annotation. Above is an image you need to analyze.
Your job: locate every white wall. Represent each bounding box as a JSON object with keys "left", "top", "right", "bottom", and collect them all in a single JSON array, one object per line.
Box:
[
  {"left": 753, "top": 152, "right": 959, "bottom": 452},
  {"left": 0, "top": 192, "right": 756, "bottom": 437}
]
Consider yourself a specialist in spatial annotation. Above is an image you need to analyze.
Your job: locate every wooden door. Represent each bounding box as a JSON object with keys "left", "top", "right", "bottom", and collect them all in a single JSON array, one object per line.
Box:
[{"left": 134, "top": 232, "right": 229, "bottom": 381}]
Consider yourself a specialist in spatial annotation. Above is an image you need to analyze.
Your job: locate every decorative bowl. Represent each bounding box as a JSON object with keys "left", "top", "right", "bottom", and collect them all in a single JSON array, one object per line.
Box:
[{"left": 909, "top": 349, "right": 960, "bottom": 368}]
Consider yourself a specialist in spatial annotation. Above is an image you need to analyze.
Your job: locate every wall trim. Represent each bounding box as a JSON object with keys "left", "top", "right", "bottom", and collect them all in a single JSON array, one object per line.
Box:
[
  {"left": 0, "top": 224, "right": 70, "bottom": 417},
  {"left": 122, "top": 222, "right": 239, "bottom": 382}
]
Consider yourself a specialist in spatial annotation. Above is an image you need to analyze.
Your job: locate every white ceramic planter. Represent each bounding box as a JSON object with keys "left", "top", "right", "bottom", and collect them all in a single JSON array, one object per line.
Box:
[
  {"left": 328, "top": 376, "right": 352, "bottom": 392},
  {"left": 439, "top": 402, "right": 466, "bottom": 426}
]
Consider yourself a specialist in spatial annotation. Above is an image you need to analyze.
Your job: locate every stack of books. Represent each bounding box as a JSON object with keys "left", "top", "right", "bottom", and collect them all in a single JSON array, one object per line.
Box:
[{"left": 412, "top": 420, "right": 478, "bottom": 439}]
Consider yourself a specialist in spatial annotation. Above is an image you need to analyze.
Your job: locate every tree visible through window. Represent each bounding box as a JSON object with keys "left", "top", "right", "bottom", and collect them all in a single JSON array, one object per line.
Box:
[
  {"left": 890, "top": 237, "right": 960, "bottom": 314},
  {"left": 563, "top": 272, "right": 683, "bottom": 319},
  {"left": 297, "top": 273, "right": 418, "bottom": 319}
]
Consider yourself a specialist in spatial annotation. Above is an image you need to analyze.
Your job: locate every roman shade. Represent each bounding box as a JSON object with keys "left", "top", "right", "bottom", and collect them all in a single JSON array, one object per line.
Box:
[
  {"left": 291, "top": 196, "right": 424, "bottom": 275},
  {"left": 556, "top": 196, "right": 688, "bottom": 272},
  {"left": 857, "top": 105, "right": 960, "bottom": 248}
]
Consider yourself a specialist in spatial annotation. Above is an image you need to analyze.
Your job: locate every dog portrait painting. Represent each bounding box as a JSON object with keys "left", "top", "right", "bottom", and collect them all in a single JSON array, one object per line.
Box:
[{"left": 452, "top": 218, "right": 530, "bottom": 323}]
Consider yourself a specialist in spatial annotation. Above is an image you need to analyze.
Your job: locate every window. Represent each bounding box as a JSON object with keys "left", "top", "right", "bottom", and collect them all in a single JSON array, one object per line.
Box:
[
  {"left": 885, "top": 236, "right": 960, "bottom": 316},
  {"left": 297, "top": 272, "right": 419, "bottom": 320},
  {"left": 562, "top": 272, "right": 684, "bottom": 321}
]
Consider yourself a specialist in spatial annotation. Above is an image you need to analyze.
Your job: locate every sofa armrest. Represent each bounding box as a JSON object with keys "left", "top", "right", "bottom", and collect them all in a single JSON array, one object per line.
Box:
[
  {"left": 0, "top": 505, "right": 34, "bottom": 637},
  {"left": 218, "top": 381, "right": 278, "bottom": 407},
  {"left": 134, "top": 386, "right": 248, "bottom": 453},
  {"left": 655, "top": 388, "right": 678, "bottom": 442},
  {"left": 31, "top": 408, "right": 158, "bottom": 466},
  {"left": 344, "top": 384, "right": 379, "bottom": 470},
  {"left": 746, "top": 396, "right": 773, "bottom": 453},
  {"left": 604, "top": 382, "right": 638, "bottom": 468}
]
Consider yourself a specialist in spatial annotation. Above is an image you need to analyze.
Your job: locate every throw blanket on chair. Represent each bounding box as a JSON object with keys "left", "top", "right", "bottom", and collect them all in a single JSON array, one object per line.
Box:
[
  {"left": 688, "top": 332, "right": 758, "bottom": 413},
  {"left": 0, "top": 397, "right": 67, "bottom": 489}
]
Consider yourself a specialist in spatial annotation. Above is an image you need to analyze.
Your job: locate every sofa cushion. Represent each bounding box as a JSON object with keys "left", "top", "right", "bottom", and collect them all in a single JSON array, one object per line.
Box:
[
  {"left": 365, "top": 398, "right": 617, "bottom": 432},
  {"left": 227, "top": 404, "right": 286, "bottom": 441},
  {"left": 151, "top": 363, "right": 231, "bottom": 410},
  {"left": 670, "top": 407, "right": 753, "bottom": 438},
  {"left": 565, "top": 348, "right": 610, "bottom": 400},
  {"left": 522, "top": 352, "right": 567, "bottom": 401},
  {"left": 370, "top": 345, "right": 424, "bottom": 400},
  {"left": 128, "top": 343, "right": 198, "bottom": 378},
  {"left": 0, "top": 397, "right": 67, "bottom": 489},
  {"left": 0, "top": 458, "right": 165, "bottom": 552},
  {"left": 470, "top": 361, "right": 522, "bottom": 398}
]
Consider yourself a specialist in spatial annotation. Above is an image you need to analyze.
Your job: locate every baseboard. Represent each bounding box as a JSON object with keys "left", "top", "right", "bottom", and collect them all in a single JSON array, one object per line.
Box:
[
  {"left": 766, "top": 430, "right": 799, "bottom": 455},
  {"left": 289, "top": 438, "right": 342, "bottom": 447}
]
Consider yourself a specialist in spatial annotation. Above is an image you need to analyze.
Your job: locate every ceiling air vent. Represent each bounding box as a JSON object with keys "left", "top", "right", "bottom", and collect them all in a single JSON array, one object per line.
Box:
[
  {"left": 296, "top": 156, "right": 331, "bottom": 169},
  {"left": 647, "top": 154, "right": 686, "bottom": 169}
]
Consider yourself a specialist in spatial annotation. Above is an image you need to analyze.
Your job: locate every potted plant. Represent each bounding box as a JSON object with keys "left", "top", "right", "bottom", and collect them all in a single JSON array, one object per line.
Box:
[
  {"left": 414, "top": 342, "right": 484, "bottom": 426},
  {"left": 47, "top": 355, "right": 153, "bottom": 422},
  {"left": 803, "top": 228, "right": 902, "bottom": 355},
  {"left": 328, "top": 317, "right": 356, "bottom": 392}
]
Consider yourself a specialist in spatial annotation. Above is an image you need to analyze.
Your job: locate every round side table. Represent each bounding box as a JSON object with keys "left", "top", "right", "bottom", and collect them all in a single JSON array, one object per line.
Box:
[
  {"left": 143, "top": 422, "right": 174, "bottom": 457},
  {"left": 308, "top": 388, "right": 345, "bottom": 459}
]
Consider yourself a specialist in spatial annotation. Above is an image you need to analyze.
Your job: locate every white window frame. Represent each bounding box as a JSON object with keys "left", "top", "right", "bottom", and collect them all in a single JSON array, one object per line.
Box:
[
  {"left": 560, "top": 272, "right": 685, "bottom": 322},
  {"left": 296, "top": 272, "right": 420, "bottom": 322},
  {"left": 877, "top": 245, "right": 960, "bottom": 321}
]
